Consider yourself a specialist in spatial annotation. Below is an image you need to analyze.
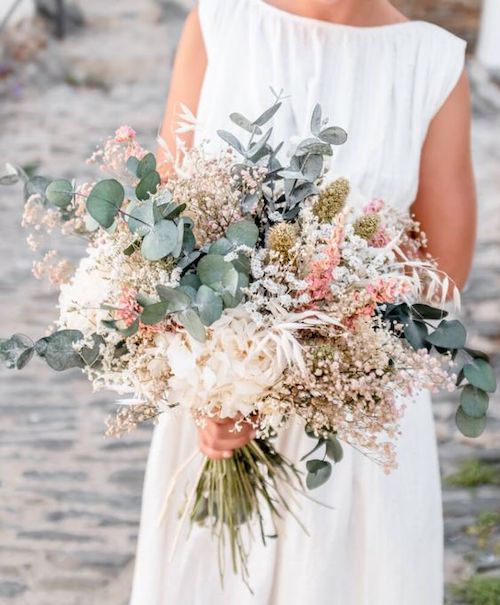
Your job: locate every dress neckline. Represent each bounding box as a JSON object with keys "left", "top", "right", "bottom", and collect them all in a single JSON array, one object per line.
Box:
[{"left": 254, "top": 0, "right": 424, "bottom": 32}]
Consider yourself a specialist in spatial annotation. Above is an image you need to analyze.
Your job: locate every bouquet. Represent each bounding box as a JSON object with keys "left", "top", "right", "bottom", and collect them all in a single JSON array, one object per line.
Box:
[{"left": 0, "top": 98, "right": 496, "bottom": 585}]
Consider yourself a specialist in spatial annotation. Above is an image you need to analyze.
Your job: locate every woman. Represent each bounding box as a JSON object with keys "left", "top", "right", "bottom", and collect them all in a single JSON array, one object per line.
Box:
[{"left": 130, "top": 1, "right": 476, "bottom": 603}]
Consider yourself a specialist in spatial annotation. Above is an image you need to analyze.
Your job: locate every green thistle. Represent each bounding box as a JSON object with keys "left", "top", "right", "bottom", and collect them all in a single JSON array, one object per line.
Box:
[
  {"left": 267, "top": 222, "right": 297, "bottom": 260},
  {"left": 354, "top": 214, "right": 380, "bottom": 240},
  {"left": 312, "top": 177, "right": 350, "bottom": 223}
]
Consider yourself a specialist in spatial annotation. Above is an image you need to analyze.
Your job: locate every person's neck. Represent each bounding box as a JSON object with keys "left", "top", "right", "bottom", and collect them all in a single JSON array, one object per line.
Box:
[{"left": 268, "top": 0, "right": 407, "bottom": 27}]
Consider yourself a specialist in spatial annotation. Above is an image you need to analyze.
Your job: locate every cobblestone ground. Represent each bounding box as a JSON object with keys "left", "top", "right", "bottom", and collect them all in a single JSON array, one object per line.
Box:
[{"left": 0, "top": 2, "right": 499, "bottom": 604}]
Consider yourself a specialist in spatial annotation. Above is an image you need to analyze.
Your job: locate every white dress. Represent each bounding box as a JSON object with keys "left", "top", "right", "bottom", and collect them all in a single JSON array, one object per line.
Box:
[{"left": 130, "top": 1, "right": 466, "bottom": 603}]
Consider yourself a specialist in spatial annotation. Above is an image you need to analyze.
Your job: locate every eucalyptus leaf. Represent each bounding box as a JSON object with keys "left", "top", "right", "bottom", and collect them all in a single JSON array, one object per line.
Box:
[
  {"left": 182, "top": 227, "right": 196, "bottom": 253},
  {"left": 230, "top": 112, "right": 261, "bottom": 134},
  {"left": 253, "top": 102, "right": 281, "bottom": 127},
  {"left": 136, "top": 153, "right": 156, "bottom": 179},
  {"left": 44, "top": 330, "right": 85, "bottom": 371},
  {"left": 455, "top": 406, "right": 487, "bottom": 438},
  {"left": 463, "top": 359, "right": 497, "bottom": 393},
  {"left": 209, "top": 237, "right": 233, "bottom": 255},
  {"left": 46, "top": 179, "right": 73, "bottom": 208},
  {"left": 171, "top": 218, "right": 185, "bottom": 258},
  {"left": 217, "top": 130, "right": 245, "bottom": 155},
  {"left": 289, "top": 182, "right": 318, "bottom": 206},
  {"left": 306, "top": 459, "right": 332, "bottom": 490},
  {"left": 197, "top": 254, "right": 239, "bottom": 292},
  {"left": 16, "top": 347, "right": 34, "bottom": 369},
  {"left": 127, "top": 201, "right": 154, "bottom": 235},
  {"left": 0, "top": 334, "right": 34, "bottom": 369},
  {"left": 136, "top": 171, "right": 160, "bottom": 201},
  {"left": 460, "top": 385, "right": 489, "bottom": 419},
  {"left": 310, "top": 104, "right": 322, "bottom": 136},
  {"left": 325, "top": 435, "right": 344, "bottom": 463},
  {"left": 86, "top": 179, "right": 124, "bottom": 228},
  {"left": 24, "top": 175, "right": 50, "bottom": 203},
  {"left": 180, "top": 272, "right": 201, "bottom": 290},
  {"left": 156, "top": 285, "right": 191, "bottom": 312},
  {"left": 196, "top": 285, "right": 223, "bottom": 326},
  {"left": 226, "top": 220, "right": 259, "bottom": 248},
  {"left": 141, "top": 220, "right": 178, "bottom": 261},
  {"left": 318, "top": 126, "right": 348, "bottom": 145},
  {"left": 126, "top": 156, "right": 140, "bottom": 176},
  {"left": 302, "top": 154, "right": 323, "bottom": 181},
  {"left": 79, "top": 334, "right": 104, "bottom": 366},
  {"left": 177, "top": 308, "right": 206, "bottom": 342},
  {"left": 426, "top": 319, "right": 466, "bottom": 350},
  {"left": 404, "top": 319, "right": 429, "bottom": 350},
  {"left": 410, "top": 304, "right": 448, "bottom": 320},
  {"left": 141, "top": 302, "right": 169, "bottom": 325},
  {"left": 247, "top": 128, "right": 272, "bottom": 160}
]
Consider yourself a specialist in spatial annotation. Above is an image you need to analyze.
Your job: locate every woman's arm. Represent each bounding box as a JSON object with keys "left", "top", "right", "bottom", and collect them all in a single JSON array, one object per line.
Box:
[
  {"left": 156, "top": 8, "right": 207, "bottom": 178},
  {"left": 411, "top": 71, "right": 477, "bottom": 291}
]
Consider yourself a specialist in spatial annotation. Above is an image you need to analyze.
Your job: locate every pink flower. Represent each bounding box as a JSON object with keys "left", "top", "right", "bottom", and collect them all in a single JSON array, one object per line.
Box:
[
  {"left": 363, "top": 198, "right": 385, "bottom": 214},
  {"left": 114, "top": 125, "right": 137, "bottom": 143},
  {"left": 369, "top": 227, "right": 391, "bottom": 248}
]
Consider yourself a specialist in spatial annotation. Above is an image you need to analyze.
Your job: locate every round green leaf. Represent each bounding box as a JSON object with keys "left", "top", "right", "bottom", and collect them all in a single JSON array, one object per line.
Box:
[
  {"left": 136, "top": 153, "right": 156, "bottom": 179},
  {"left": 318, "top": 126, "right": 348, "bottom": 145},
  {"left": 209, "top": 237, "right": 233, "bottom": 255},
  {"left": 226, "top": 220, "right": 259, "bottom": 248},
  {"left": 156, "top": 285, "right": 191, "bottom": 312},
  {"left": 141, "top": 220, "right": 178, "bottom": 261},
  {"left": 305, "top": 459, "right": 332, "bottom": 490},
  {"left": 197, "top": 254, "right": 238, "bottom": 292},
  {"left": 136, "top": 171, "right": 160, "bottom": 201},
  {"left": 177, "top": 308, "right": 206, "bottom": 342},
  {"left": 455, "top": 406, "right": 487, "bottom": 438},
  {"left": 325, "top": 435, "right": 343, "bottom": 463},
  {"left": 24, "top": 175, "right": 50, "bottom": 203},
  {"left": 45, "top": 330, "right": 85, "bottom": 371},
  {"left": 460, "top": 385, "right": 489, "bottom": 419},
  {"left": 196, "top": 285, "right": 223, "bottom": 326},
  {"left": 127, "top": 201, "right": 154, "bottom": 235},
  {"left": 463, "top": 359, "right": 497, "bottom": 393},
  {"left": 410, "top": 304, "right": 448, "bottom": 320},
  {"left": 426, "top": 319, "right": 467, "bottom": 350},
  {"left": 403, "top": 319, "right": 428, "bottom": 350},
  {"left": 141, "top": 302, "right": 169, "bottom": 325},
  {"left": 46, "top": 179, "right": 73, "bottom": 208},
  {"left": 86, "top": 179, "right": 124, "bottom": 228}
]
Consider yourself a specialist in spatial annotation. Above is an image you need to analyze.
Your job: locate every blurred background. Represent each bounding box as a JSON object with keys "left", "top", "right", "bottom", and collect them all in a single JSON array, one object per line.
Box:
[{"left": 0, "top": 1, "right": 498, "bottom": 604}]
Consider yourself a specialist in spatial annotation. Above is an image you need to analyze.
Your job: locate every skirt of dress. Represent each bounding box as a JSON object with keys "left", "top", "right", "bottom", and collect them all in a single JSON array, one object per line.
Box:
[{"left": 129, "top": 391, "right": 443, "bottom": 605}]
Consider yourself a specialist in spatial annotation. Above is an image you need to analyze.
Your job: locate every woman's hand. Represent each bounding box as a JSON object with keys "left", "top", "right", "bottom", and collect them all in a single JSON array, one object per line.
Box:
[{"left": 197, "top": 417, "right": 257, "bottom": 460}]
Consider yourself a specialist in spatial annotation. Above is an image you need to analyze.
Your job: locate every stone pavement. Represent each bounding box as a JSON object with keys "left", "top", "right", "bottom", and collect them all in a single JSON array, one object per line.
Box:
[{"left": 0, "top": 2, "right": 498, "bottom": 604}]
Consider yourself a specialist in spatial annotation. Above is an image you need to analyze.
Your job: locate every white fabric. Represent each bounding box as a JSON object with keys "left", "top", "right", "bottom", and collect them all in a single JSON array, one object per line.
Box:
[{"left": 130, "top": 2, "right": 466, "bottom": 603}]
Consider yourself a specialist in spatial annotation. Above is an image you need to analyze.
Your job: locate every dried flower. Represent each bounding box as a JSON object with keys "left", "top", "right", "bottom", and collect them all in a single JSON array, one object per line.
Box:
[
  {"left": 312, "top": 177, "right": 350, "bottom": 223},
  {"left": 267, "top": 223, "right": 297, "bottom": 260},
  {"left": 354, "top": 213, "right": 380, "bottom": 240}
]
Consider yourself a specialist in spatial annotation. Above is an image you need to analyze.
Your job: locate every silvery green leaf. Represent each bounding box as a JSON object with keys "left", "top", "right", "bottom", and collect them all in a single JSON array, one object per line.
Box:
[
  {"left": 182, "top": 227, "right": 196, "bottom": 253},
  {"left": 84, "top": 214, "right": 100, "bottom": 232},
  {"left": 44, "top": 330, "right": 85, "bottom": 371},
  {"left": 230, "top": 112, "right": 262, "bottom": 134},
  {"left": 136, "top": 171, "right": 160, "bottom": 201},
  {"left": 289, "top": 182, "right": 318, "bottom": 206},
  {"left": 241, "top": 192, "right": 260, "bottom": 214},
  {"left": 141, "top": 220, "right": 178, "bottom": 260},
  {"left": 463, "top": 359, "right": 497, "bottom": 393},
  {"left": 0, "top": 334, "right": 33, "bottom": 369},
  {"left": 209, "top": 237, "right": 233, "bottom": 255},
  {"left": 197, "top": 254, "right": 239, "bottom": 293},
  {"left": 171, "top": 218, "right": 185, "bottom": 258},
  {"left": 177, "top": 308, "right": 206, "bottom": 342},
  {"left": 86, "top": 179, "right": 124, "bottom": 228},
  {"left": 141, "top": 302, "right": 169, "bottom": 325},
  {"left": 426, "top": 319, "right": 466, "bottom": 350},
  {"left": 325, "top": 435, "right": 343, "bottom": 463},
  {"left": 24, "top": 175, "right": 50, "bottom": 203},
  {"left": 319, "top": 126, "right": 348, "bottom": 145},
  {"left": 34, "top": 337, "right": 50, "bottom": 357},
  {"left": 310, "top": 104, "right": 322, "bottom": 136},
  {"left": 306, "top": 459, "right": 332, "bottom": 490},
  {"left": 460, "top": 385, "right": 489, "bottom": 419},
  {"left": 178, "top": 285, "right": 198, "bottom": 301},
  {"left": 46, "top": 179, "right": 74, "bottom": 208},
  {"left": 180, "top": 272, "right": 201, "bottom": 290},
  {"left": 196, "top": 285, "right": 223, "bottom": 326},
  {"left": 222, "top": 267, "right": 239, "bottom": 297},
  {"left": 302, "top": 154, "right": 323, "bottom": 181},
  {"left": 232, "top": 254, "right": 250, "bottom": 276},
  {"left": 222, "top": 288, "right": 244, "bottom": 309},
  {"left": 136, "top": 153, "right": 156, "bottom": 179},
  {"left": 217, "top": 130, "right": 245, "bottom": 155},
  {"left": 0, "top": 163, "right": 20, "bottom": 186},
  {"left": 161, "top": 202, "right": 186, "bottom": 220},
  {"left": 136, "top": 292, "right": 156, "bottom": 307},
  {"left": 253, "top": 102, "right": 282, "bottom": 127},
  {"left": 156, "top": 285, "right": 191, "bottom": 312},
  {"left": 455, "top": 406, "right": 487, "bottom": 438},
  {"left": 16, "top": 347, "right": 34, "bottom": 369},
  {"left": 177, "top": 250, "right": 201, "bottom": 270},
  {"left": 127, "top": 156, "right": 140, "bottom": 176},
  {"left": 247, "top": 128, "right": 272, "bottom": 160},
  {"left": 127, "top": 201, "right": 154, "bottom": 235},
  {"left": 226, "top": 220, "right": 259, "bottom": 248},
  {"left": 79, "top": 334, "right": 104, "bottom": 366},
  {"left": 278, "top": 170, "right": 304, "bottom": 180},
  {"left": 296, "top": 140, "right": 333, "bottom": 156}
]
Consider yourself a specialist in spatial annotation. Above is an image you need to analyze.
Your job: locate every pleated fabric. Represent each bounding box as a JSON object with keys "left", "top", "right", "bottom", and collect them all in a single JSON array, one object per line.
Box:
[{"left": 130, "top": 2, "right": 466, "bottom": 603}]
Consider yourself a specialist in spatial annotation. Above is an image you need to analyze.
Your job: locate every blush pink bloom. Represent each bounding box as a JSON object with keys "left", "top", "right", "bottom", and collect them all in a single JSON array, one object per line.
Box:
[
  {"left": 114, "top": 125, "right": 137, "bottom": 143},
  {"left": 305, "top": 218, "right": 345, "bottom": 304},
  {"left": 363, "top": 198, "right": 385, "bottom": 214},
  {"left": 116, "top": 287, "right": 165, "bottom": 333},
  {"left": 369, "top": 227, "right": 391, "bottom": 248}
]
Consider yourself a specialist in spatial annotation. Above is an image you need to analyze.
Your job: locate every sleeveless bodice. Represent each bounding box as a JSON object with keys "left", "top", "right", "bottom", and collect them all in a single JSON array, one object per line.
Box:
[{"left": 196, "top": 0, "right": 466, "bottom": 211}]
